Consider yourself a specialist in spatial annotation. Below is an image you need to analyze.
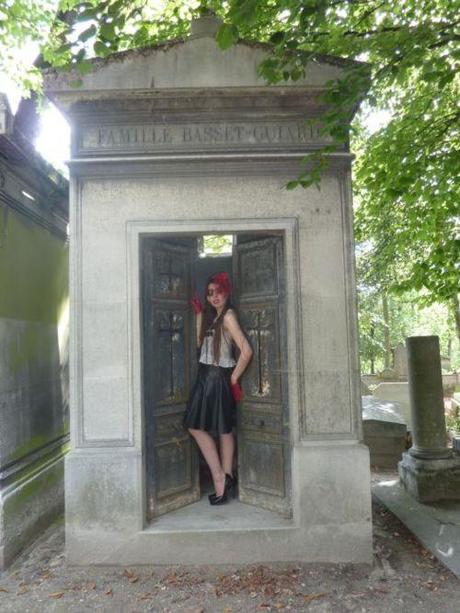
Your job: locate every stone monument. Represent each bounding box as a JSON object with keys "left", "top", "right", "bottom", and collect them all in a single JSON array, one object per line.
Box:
[
  {"left": 44, "top": 16, "right": 372, "bottom": 565},
  {"left": 373, "top": 381, "right": 412, "bottom": 429},
  {"left": 399, "top": 336, "right": 460, "bottom": 502},
  {"left": 362, "top": 396, "right": 407, "bottom": 469},
  {"left": 393, "top": 342, "right": 408, "bottom": 379}
]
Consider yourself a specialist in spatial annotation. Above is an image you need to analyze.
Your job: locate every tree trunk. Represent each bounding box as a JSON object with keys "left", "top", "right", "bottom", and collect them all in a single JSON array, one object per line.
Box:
[
  {"left": 370, "top": 322, "right": 375, "bottom": 374},
  {"left": 382, "top": 293, "right": 391, "bottom": 369},
  {"left": 453, "top": 293, "right": 460, "bottom": 346}
]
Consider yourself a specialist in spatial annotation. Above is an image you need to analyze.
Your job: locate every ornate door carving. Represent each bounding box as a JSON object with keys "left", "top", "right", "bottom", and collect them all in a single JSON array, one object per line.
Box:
[
  {"left": 235, "top": 236, "right": 291, "bottom": 517},
  {"left": 142, "top": 237, "right": 199, "bottom": 519}
]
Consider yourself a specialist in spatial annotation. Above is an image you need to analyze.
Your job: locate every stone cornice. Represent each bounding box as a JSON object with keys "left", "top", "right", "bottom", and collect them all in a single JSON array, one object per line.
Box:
[
  {"left": 61, "top": 87, "right": 330, "bottom": 119},
  {"left": 67, "top": 151, "right": 352, "bottom": 178},
  {"left": 0, "top": 134, "right": 68, "bottom": 216},
  {"left": 0, "top": 136, "right": 69, "bottom": 238}
]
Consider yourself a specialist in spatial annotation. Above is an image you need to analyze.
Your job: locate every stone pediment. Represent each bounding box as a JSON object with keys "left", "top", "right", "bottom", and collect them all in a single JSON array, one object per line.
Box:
[
  {"left": 44, "top": 17, "right": 366, "bottom": 159},
  {"left": 44, "top": 18, "right": 361, "bottom": 110}
]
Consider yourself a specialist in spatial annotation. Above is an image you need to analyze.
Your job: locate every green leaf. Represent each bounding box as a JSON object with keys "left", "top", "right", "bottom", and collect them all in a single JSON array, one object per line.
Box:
[
  {"left": 301, "top": 2, "right": 318, "bottom": 18},
  {"left": 74, "top": 48, "right": 86, "bottom": 62},
  {"left": 94, "top": 40, "right": 111, "bottom": 57},
  {"left": 54, "top": 42, "right": 72, "bottom": 55},
  {"left": 270, "top": 31, "right": 285, "bottom": 45},
  {"left": 216, "top": 23, "right": 239, "bottom": 50},
  {"left": 108, "top": 0, "right": 125, "bottom": 16},
  {"left": 75, "top": 7, "right": 99, "bottom": 22},
  {"left": 79, "top": 24, "right": 97, "bottom": 42},
  {"left": 228, "top": 0, "right": 260, "bottom": 25},
  {"left": 100, "top": 21, "right": 116, "bottom": 41},
  {"left": 76, "top": 60, "right": 93, "bottom": 75},
  {"left": 438, "top": 72, "right": 455, "bottom": 88},
  {"left": 290, "top": 66, "right": 303, "bottom": 81}
]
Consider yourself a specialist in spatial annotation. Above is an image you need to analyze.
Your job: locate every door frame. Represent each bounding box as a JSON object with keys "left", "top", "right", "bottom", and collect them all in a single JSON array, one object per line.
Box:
[{"left": 127, "top": 217, "right": 304, "bottom": 527}]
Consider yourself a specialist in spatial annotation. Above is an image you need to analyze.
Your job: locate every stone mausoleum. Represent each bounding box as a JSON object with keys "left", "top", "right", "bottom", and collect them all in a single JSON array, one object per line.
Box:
[{"left": 44, "top": 16, "right": 372, "bottom": 565}]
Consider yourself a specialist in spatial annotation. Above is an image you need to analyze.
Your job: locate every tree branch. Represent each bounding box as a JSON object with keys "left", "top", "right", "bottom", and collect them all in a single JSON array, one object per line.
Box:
[{"left": 352, "top": 1, "right": 387, "bottom": 30}]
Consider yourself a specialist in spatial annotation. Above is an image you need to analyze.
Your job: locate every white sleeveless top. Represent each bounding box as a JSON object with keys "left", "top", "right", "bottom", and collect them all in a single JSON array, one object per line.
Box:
[{"left": 199, "top": 323, "right": 236, "bottom": 368}]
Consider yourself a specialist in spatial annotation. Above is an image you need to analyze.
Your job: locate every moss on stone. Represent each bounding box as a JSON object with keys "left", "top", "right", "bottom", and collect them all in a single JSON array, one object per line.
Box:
[
  {"left": 0, "top": 208, "right": 68, "bottom": 324},
  {"left": 4, "top": 458, "right": 65, "bottom": 514},
  {"left": 5, "top": 430, "right": 70, "bottom": 466}
]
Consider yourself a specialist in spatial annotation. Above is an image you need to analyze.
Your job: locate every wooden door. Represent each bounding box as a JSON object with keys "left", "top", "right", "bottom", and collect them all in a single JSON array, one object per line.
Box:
[
  {"left": 141, "top": 237, "right": 199, "bottom": 519},
  {"left": 234, "top": 236, "right": 291, "bottom": 517}
]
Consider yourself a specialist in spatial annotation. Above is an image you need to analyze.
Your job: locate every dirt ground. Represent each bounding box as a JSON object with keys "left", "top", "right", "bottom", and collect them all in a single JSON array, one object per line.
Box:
[{"left": 1, "top": 497, "right": 459, "bottom": 612}]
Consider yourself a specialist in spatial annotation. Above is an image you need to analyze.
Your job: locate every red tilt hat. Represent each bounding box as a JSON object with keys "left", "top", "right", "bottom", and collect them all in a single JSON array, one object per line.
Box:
[{"left": 211, "top": 272, "right": 232, "bottom": 295}]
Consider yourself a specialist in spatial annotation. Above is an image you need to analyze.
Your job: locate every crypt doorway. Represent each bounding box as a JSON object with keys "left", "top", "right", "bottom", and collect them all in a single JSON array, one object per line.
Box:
[{"left": 141, "top": 232, "right": 291, "bottom": 523}]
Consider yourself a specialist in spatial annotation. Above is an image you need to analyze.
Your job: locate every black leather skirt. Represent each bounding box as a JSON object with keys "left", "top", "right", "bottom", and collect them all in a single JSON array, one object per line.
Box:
[{"left": 183, "top": 363, "right": 236, "bottom": 434}]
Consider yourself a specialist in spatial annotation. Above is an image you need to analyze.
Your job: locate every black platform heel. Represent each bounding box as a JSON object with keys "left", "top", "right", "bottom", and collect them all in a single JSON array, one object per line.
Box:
[
  {"left": 226, "top": 473, "right": 237, "bottom": 499},
  {"left": 209, "top": 474, "right": 234, "bottom": 505}
]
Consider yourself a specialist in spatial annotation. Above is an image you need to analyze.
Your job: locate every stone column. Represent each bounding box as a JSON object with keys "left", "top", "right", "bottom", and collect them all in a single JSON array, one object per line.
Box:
[
  {"left": 407, "top": 336, "right": 451, "bottom": 459},
  {"left": 399, "top": 335, "right": 460, "bottom": 502}
]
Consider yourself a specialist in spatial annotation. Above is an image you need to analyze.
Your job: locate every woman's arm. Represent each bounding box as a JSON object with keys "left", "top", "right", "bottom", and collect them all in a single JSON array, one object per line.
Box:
[
  {"left": 224, "top": 310, "right": 253, "bottom": 384},
  {"left": 191, "top": 292, "right": 203, "bottom": 348},
  {"left": 195, "top": 312, "right": 203, "bottom": 347}
]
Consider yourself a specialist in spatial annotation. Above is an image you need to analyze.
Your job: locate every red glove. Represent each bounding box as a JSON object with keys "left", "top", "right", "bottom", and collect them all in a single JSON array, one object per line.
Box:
[
  {"left": 231, "top": 381, "right": 243, "bottom": 402},
  {"left": 191, "top": 292, "right": 203, "bottom": 314}
]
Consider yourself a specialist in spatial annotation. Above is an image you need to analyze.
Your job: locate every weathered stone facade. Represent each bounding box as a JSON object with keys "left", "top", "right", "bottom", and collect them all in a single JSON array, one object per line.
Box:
[{"left": 0, "top": 95, "right": 69, "bottom": 569}]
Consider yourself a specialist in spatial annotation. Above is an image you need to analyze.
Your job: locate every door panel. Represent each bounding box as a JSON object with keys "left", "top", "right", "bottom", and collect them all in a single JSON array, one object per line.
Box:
[
  {"left": 244, "top": 440, "right": 286, "bottom": 497},
  {"left": 240, "top": 306, "right": 282, "bottom": 401},
  {"left": 142, "top": 237, "right": 199, "bottom": 519},
  {"left": 156, "top": 308, "right": 187, "bottom": 403},
  {"left": 238, "top": 244, "right": 278, "bottom": 296},
  {"left": 235, "top": 236, "right": 291, "bottom": 517}
]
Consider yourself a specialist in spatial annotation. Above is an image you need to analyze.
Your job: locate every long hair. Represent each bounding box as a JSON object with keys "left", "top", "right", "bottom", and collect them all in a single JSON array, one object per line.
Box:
[{"left": 199, "top": 277, "right": 235, "bottom": 365}]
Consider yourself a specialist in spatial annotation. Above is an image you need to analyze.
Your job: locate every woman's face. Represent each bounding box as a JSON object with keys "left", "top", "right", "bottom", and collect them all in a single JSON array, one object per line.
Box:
[{"left": 206, "top": 282, "right": 228, "bottom": 310}]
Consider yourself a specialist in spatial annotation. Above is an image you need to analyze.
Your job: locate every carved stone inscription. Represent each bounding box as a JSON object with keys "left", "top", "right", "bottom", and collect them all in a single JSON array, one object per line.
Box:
[{"left": 80, "top": 120, "right": 326, "bottom": 153}]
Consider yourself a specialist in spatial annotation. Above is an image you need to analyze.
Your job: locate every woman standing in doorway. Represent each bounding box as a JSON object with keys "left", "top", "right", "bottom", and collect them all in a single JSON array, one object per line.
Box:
[{"left": 183, "top": 272, "right": 253, "bottom": 505}]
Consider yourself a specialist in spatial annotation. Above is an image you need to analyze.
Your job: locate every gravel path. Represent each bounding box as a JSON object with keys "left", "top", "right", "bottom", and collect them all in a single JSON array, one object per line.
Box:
[{"left": 1, "top": 498, "right": 459, "bottom": 612}]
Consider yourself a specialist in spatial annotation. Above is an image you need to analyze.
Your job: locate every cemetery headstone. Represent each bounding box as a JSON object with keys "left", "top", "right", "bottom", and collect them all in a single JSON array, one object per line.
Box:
[{"left": 362, "top": 397, "right": 407, "bottom": 468}]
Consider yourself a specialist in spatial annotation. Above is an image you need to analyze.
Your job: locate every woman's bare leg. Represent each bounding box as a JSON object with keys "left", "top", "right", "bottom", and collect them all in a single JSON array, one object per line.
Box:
[
  {"left": 219, "top": 432, "right": 234, "bottom": 477},
  {"left": 188, "top": 429, "right": 225, "bottom": 496}
]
